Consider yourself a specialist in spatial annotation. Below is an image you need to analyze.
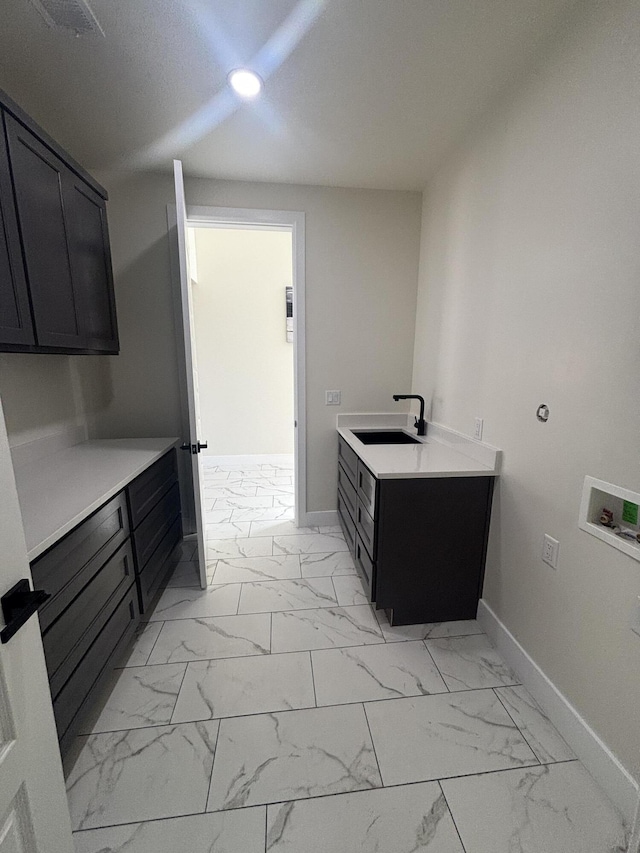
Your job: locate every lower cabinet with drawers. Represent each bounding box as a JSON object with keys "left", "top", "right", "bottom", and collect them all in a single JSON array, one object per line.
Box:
[
  {"left": 30, "top": 449, "right": 182, "bottom": 754},
  {"left": 337, "top": 435, "right": 494, "bottom": 626}
]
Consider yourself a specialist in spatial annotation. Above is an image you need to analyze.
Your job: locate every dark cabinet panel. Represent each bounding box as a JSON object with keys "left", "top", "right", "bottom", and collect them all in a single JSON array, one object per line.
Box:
[
  {"left": 62, "top": 176, "right": 118, "bottom": 352},
  {"left": 5, "top": 114, "right": 83, "bottom": 349},
  {"left": 0, "top": 113, "right": 34, "bottom": 345},
  {"left": 337, "top": 434, "right": 495, "bottom": 627}
]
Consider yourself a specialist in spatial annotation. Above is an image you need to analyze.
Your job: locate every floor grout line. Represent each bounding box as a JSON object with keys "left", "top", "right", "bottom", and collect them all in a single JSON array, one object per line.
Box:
[{"left": 438, "top": 780, "right": 469, "bottom": 853}]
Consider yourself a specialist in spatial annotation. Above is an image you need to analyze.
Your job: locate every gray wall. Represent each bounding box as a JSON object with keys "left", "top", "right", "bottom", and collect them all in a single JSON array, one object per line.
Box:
[{"left": 412, "top": 0, "right": 640, "bottom": 779}]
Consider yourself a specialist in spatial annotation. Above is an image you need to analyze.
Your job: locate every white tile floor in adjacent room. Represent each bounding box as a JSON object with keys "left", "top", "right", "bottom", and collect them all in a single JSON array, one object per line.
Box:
[{"left": 68, "top": 455, "right": 629, "bottom": 852}]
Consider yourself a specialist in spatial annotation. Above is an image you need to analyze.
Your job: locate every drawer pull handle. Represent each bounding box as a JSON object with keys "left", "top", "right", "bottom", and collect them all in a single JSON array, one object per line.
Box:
[{"left": 1, "top": 579, "right": 51, "bottom": 644}]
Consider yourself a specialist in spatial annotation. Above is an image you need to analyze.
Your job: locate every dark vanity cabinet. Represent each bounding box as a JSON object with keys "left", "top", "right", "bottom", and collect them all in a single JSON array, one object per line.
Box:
[
  {"left": 0, "top": 91, "right": 118, "bottom": 354},
  {"left": 337, "top": 435, "right": 495, "bottom": 626},
  {"left": 31, "top": 450, "right": 181, "bottom": 755}
]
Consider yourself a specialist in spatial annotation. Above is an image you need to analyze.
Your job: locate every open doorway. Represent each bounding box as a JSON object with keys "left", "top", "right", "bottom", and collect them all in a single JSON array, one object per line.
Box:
[
  {"left": 188, "top": 223, "right": 296, "bottom": 544},
  {"left": 169, "top": 185, "right": 307, "bottom": 584}
]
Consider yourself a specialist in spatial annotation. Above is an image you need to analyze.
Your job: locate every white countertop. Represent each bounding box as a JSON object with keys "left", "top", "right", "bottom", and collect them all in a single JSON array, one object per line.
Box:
[
  {"left": 337, "top": 414, "right": 500, "bottom": 479},
  {"left": 14, "top": 438, "right": 179, "bottom": 561}
]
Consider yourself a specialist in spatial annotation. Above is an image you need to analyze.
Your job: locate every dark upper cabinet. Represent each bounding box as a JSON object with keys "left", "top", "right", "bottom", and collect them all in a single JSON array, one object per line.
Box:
[
  {"left": 0, "top": 94, "right": 118, "bottom": 354},
  {"left": 63, "top": 176, "right": 118, "bottom": 352},
  {"left": 5, "top": 113, "right": 84, "bottom": 350},
  {"left": 0, "top": 114, "right": 34, "bottom": 345}
]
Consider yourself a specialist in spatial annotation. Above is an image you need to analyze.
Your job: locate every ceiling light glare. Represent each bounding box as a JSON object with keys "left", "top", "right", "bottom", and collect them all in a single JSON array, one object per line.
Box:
[{"left": 228, "top": 69, "right": 263, "bottom": 99}]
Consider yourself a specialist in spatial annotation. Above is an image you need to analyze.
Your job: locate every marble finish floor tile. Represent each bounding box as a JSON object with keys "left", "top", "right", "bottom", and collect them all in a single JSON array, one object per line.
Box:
[
  {"left": 249, "top": 520, "right": 319, "bottom": 537},
  {"left": 425, "top": 634, "right": 518, "bottom": 690},
  {"left": 255, "top": 485, "right": 294, "bottom": 497},
  {"left": 238, "top": 577, "right": 337, "bottom": 614},
  {"left": 311, "top": 641, "right": 448, "bottom": 705},
  {"left": 231, "top": 506, "right": 294, "bottom": 522},
  {"left": 204, "top": 508, "right": 234, "bottom": 523},
  {"left": 214, "top": 497, "right": 275, "bottom": 510},
  {"left": 495, "top": 685, "right": 576, "bottom": 763},
  {"left": 147, "top": 584, "right": 241, "bottom": 621},
  {"left": 332, "top": 574, "right": 368, "bottom": 606},
  {"left": 67, "top": 721, "right": 219, "bottom": 830},
  {"left": 273, "top": 495, "right": 295, "bottom": 507},
  {"left": 207, "top": 704, "right": 382, "bottom": 811},
  {"left": 74, "top": 808, "right": 266, "bottom": 853},
  {"left": 273, "top": 532, "right": 348, "bottom": 555},
  {"left": 120, "top": 622, "right": 163, "bottom": 667},
  {"left": 365, "top": 688, "right": 537, "bottom": 786},
  {"left": 266, "top": 781, "right": 465, "bottom": 853},
  {"left": 83, "top": 664, "right": 186, "bottom": 733},
  {"left": 206, "top": 536, "right": 273, "bottom": 560},
  {"left": 299, "top": 551, "right": 356, "bottom": 577},
  {"left": 375, "top": 610, "right": 484, "bottom": 642},
  {"left": 164, "top": 560, "right": 201, "bottom": 588},
  {"left": 271, "top": 605, "right": 384, "bottom": 652},
  {"left": 205, "top": 521, "right": 252, "bottom": 539},
  {"left": 172, "top": 652, "right": 315, "bottom": 722},
  {"left": 212, "top": 554, "right": 302, "bottom": 583},
  {"left": 148, "top": 614, "right": 271, "bottom": 664},
  {"left": 204, "top": 485, "right": 258, "bottom": 498},
  {"left": 441, "top": 762, "right": 628, "bottom": 853}
]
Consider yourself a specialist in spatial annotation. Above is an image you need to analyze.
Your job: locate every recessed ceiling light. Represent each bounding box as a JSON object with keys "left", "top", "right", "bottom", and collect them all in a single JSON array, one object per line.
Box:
[{"left": 228, "top": 69, "right": 263, "bottom": 100}]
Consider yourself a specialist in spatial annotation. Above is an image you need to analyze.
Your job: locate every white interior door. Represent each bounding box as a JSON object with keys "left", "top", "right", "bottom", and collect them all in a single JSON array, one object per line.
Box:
[
  {"left": 0, "top": 397, "right": 74, "bottom": 853},
  {"left": 173, "top": 160, "right": 207, "bottom": 589}
]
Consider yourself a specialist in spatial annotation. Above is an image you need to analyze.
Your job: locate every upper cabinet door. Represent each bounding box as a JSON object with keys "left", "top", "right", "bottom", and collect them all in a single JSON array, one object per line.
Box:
[
  {"left": 0, "top": 113, "right": 34, "bottom": 345},
  {"left": 4, "top": 114, "right": 84, "bottom": 350},
  {"left": 63, "top": 176, "right": 119, "bottom": 352}
]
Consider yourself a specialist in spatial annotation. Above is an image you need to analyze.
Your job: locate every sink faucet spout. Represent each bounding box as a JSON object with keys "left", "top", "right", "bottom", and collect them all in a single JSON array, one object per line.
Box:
[{"left": 392, "top": 394, "right": 426, "bottom": 436}]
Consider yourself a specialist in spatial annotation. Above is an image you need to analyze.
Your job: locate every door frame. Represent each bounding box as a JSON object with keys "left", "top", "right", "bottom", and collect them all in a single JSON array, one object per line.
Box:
[{"left": 169, "top": 204, "right": 306, "bottom": 526}]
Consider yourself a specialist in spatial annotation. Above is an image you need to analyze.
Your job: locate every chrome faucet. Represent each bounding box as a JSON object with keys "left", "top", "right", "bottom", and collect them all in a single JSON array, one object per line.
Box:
[{"left": 393, "top": 394, "right": 426, "bottom": 436}]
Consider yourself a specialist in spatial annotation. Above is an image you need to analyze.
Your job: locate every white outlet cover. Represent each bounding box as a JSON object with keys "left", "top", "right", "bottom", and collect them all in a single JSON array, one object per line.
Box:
[
  {"left": 474, "top": 417, "right": 483, "bottom": 440},
  {"left": 542, "top": 534, "right": 559, "bottom": 569}
]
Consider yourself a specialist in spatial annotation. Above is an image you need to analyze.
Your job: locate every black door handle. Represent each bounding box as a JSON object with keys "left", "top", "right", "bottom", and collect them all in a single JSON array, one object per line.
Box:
[
  {"left": 180, "top": 442, "right": 208, "bottom": 454},
  {"left": 1, "top": 579, "right": 50, "bottom": 644}
]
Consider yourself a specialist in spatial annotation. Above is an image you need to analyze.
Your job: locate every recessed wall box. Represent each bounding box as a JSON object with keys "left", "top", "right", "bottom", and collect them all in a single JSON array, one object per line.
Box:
[{"left": 579, "top": 476, "right": 640, "bottom": 562}]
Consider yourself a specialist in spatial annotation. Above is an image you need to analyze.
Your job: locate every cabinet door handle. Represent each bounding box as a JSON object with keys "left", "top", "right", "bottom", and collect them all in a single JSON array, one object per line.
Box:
[{"left": 1, "top": 579, "right": 51, "bottom": 644}]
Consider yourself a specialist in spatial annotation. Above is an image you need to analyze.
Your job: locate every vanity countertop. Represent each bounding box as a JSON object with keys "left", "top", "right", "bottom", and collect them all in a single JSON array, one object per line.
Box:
[
  {"left": 14, "top": 437, "right": 179, "bottom": 561},
  {"left": 337, "top": 414, "right": 500, "bottom": 480}
]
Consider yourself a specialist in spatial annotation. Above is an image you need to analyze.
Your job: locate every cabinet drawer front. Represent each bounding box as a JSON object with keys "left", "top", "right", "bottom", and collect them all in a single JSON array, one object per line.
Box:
[
  {"left": 357, "top": 498, "right": 375, "bottom": 560},
  {"left": 337, "top": 488, "right": 356, "bottom": 556},
  {"left": 337, "top": 463, "right": 357, "bottom": 520},
  {"left": 355, "top": 534, "right": 374, "bottom": 601},
  {"left": 128, "top": 450, "right": 178, "bottom": 529},
  {"left": 53, "top": 586, "right": 138, "bottom": 744},
  {"left": 33, "top": 491, "right": 130, "bottom": 633},
  {"left": 133, "top": 481, "right": 181, "bottom": 571},
  {"left": 43, "top": 541, "right": 133, "bottom": 689},
  {"left": 357, "top": 461, "right": 377, "bottom": 518},
  {"left": 138, "top": 516, "right": 182, "bottom": 613},
  {"left": 338, "top": 436, "right": 357, "bottom": 486}
]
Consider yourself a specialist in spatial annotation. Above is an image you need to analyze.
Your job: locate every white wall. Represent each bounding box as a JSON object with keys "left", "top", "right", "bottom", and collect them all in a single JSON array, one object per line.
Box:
[
  {"left": 96, "top": 173, "right": 422, "bottom": 511},
  {"left": 192, "top": 227, "right": 294, "bottom": 456},
  {"left": 412, "top": 0, "right": 640, "bottom": 779}
]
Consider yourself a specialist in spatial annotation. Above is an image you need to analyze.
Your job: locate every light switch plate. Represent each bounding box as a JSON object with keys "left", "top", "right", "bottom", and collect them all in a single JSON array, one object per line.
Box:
[
  {"left": 474, "top": 418, "right": 483, "bottom": 440},
  {"left": 325, "top": 390, "right": 341, "bottom": 405}
]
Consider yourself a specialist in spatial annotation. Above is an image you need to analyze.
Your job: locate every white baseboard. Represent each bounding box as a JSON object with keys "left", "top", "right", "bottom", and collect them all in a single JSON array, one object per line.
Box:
[
  {"left": 300, "top": 510, "right": 339, "bottom": 527},
  {"left": 477, "top": 599, "right": 639, "bottom": 826}
]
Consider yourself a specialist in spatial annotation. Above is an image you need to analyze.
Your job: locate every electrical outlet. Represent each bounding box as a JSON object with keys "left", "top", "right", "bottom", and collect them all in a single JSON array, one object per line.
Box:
[
  {"left": 542, "top": 534, "right": 559, "bottom": 569},
  {"left": 325, "top": 390, "right": 341, "bottom": 406},
  {"left": 474, "top": 417, "right": 483, "bottom": 440}
]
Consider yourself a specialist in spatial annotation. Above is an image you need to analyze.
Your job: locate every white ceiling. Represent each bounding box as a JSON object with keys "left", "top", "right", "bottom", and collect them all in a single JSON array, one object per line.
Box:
[{"left": 0, "top": 0, "right": 580, "bottom": 190}]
